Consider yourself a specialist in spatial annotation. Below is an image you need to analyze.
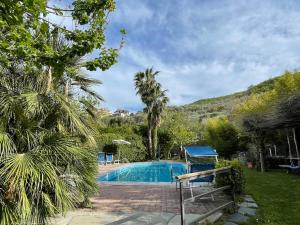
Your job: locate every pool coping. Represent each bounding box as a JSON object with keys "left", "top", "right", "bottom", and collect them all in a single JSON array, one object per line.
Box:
[{"left": 98, "top": 181, "right": 178, "bottom": 185}]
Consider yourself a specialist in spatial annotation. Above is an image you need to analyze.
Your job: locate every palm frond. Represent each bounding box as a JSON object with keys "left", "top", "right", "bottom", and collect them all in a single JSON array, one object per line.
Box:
[
  {"left": 80, "top": 86, "right": 103, "bottom": 101},
  {"left": 54, "top": 93, "right": 96, "bottom": 145},
  {"left": 0, "top": 132, "right": 16, "bottom": 160}
]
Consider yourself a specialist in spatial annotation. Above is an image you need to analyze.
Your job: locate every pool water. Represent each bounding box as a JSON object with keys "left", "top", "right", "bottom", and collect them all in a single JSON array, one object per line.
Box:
[{"left": 98, "top": 162, "right": 187, "bottom": 183}]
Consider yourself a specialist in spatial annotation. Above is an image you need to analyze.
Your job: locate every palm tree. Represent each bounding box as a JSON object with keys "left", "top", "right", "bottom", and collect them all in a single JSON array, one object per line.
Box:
[
  {"left": 134, "top": 68, "right": 168, "bottom": 159},
  {"left": 0, "top": 59, "right": 100, "bottom": 224},
  {"left": 151, "top": 89, "right": 169, "bottom": 158}
]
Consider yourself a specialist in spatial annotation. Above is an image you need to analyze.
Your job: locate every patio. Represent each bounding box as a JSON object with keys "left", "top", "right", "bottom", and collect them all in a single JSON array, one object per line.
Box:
[
  {"left": 54, "top": 164, "right": 230, "bottom": 224},
  {"left": 91, "top": 183, "right": 229, "bottom": 214}
]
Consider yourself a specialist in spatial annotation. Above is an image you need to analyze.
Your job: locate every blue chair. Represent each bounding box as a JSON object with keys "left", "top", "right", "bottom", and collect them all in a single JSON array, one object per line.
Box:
[
  {"left": 188, "top": 162, "right": 216, "bottom": 201},
  {"left": 106, "top": 153, "right": 114, "bottom": 164},
  {"left": 189, "top": 163, "right": 215, "bottom": 183},
  {"left": 98, "top": 152, "right": 106, "bottom": 165}
]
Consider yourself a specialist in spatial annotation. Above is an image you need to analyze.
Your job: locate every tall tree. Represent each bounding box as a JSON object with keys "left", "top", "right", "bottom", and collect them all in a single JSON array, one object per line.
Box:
[
  {"left": 134, "top": 68, "right": 168, "bottom": 159},
  {"left": 0, "top": 1, "right": 124, "bottom": 224},
  {"left": 0, "top": 0, "right": 125, "bottom": 73},
  {"left": 151, "top": 88, "right": 169, "bottom": 157},
  {"left": 204, "top": 116, "right": 239, "bottom": 158}
]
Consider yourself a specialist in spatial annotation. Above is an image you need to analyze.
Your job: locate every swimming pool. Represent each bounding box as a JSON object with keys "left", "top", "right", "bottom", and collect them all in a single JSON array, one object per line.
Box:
[{"left": 98, "top": 162, "right": 187, "bottom": 183}]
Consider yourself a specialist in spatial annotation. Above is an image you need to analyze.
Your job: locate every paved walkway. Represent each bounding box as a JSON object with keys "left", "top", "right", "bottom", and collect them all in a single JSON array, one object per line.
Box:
[
  {"left": 224, "top": 195, "right": 258, "bottom": 225},
  {"left": 91, "top": 183, "right": 228, "bottom": 214},
  {"left": 53, "top": 164, "right": 230, "bottom": 224},
  {"left": 53, "top": 210, "right": 222, "bottom": 225}
]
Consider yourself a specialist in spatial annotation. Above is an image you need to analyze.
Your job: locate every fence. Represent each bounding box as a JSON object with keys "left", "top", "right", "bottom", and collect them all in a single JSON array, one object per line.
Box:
[{"left": 175, "top": 166, "right": 236, "bottom": 225}]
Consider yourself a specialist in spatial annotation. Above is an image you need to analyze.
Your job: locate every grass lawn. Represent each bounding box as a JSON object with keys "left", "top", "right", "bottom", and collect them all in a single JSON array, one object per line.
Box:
[{"left": 243, "top": 168, "right": 300, "bottom": 225}]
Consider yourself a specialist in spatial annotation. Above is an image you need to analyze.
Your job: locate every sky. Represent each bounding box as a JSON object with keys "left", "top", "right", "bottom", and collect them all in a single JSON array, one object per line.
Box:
[{"left": 53, "top": 0, "right": 300, "bottom": 112}]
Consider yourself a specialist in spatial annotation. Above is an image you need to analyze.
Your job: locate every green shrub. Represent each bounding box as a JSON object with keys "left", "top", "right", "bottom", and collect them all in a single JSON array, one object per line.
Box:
[
  {"left": 215, "top": 159, "right": 245, "bottom": 197},
  {"left": 204, "top": 116, "right": 239, "bottom": 158},
  {"left": 101, "top": 140, "right": 146, "bottom": 162},
  {"left": 97, "top": 125, "right": 147, "bottom": 162},
  {"left": 158, "top": 129, "right": 174, "bottom": 159},
  {"left": 117, "top": 141, "right": 147, "bottom": 162}
]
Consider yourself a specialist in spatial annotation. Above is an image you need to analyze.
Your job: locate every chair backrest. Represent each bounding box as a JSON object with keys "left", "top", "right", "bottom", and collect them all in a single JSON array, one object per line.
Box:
[
  {"left": 98, "top": 152, "right": 106, "bottom": 162},
  {"left": 189, "top": 162, "right": 215, "bottom": 183},
  {"left": 106, "top": 153, "right": 113, "bottom": 162}
]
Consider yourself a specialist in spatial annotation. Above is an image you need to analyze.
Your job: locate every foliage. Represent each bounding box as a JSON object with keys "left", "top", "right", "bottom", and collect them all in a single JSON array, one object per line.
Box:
[
  {"left": 97, "top": 125, "right": 147, "bottom": 162},
  {"left": 235, "top": 71, "right": 300, "bottom": 115},
  {"left": 215, "top": 159, "right": 245, "bottom": 196},
  {"left": 0, "top": 64, "right": 99, "bottom": 224},
  {"left": 159, "top": 110, "right": 197, "bottom": 158},
  {"left": 117, "top": 137, "right": 147, "bottom": 162},
  {"left": 162, "top": 110, "right": 198, "bottom": 145},
  {"left": 0, "top": 1, "right": 123, "bottom": 224},
  {"left": 247, "top": 76, "right": 279, "bottom": 94},
  {"left": 233, "top": 71, "right": 300, "bottom": 171},
  {"left": 158, "top": 129, "right": 174, "bottom": 159},
  {"left": 0, "top": 0, "right": 124, "bottom": 72},
  {"left": 204, "top": 116, "right": 239, "bottom": 158},
  {"left": 134, "top": 68, "right": 168, "bottom": 159},
  {"left": 171, "top": 72, "right": 287, "bottom": 123}
]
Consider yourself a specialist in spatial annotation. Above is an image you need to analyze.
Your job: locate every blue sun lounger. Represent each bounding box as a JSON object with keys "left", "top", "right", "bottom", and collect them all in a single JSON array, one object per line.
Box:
[
  {"left": 106, "top": 153, "right": 114, "bottom": 164},
  {"left": 98, "top": 152, "right": 106, "bottom": 165},
  {"left": 182, "top": 146, "right": 219, "bottom": 201},
  {"left": 189, "top": 162, "right": 215, "bottom": 183},
  {"left": 186, "top": 162, "right": 216, "bottom": 201},
  {"left": 279, "top": 164, "right": 300, "bottom": 173},
  {"left": 279, "top": 164, "right": 300, "bottom": 169}
]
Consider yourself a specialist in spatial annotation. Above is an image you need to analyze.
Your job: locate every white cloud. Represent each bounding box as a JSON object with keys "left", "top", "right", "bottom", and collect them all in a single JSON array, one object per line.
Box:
[{"left": 84, "top": 0, "right": 300, "bottom": 111}]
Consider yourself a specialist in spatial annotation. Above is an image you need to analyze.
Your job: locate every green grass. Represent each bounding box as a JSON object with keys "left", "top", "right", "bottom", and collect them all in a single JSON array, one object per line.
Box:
[{"left": 243, "top": 168, "right": 300, "bottom": 225}]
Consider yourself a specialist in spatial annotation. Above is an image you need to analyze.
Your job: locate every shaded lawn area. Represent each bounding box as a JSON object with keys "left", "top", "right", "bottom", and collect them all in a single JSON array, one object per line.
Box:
[{"left": 243, "top": 168, "right": 300, "bottom": 225}]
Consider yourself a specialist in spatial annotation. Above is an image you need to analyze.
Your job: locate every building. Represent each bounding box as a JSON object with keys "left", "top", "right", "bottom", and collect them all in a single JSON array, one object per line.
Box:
[{"left": 113, "top": 109, "right": 130, "bottom": 117}]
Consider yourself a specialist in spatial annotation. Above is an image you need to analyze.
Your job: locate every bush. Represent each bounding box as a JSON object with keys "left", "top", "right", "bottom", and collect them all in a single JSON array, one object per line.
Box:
[
  {"left": 204, "top": 116, "right": 239, "bottom": 158},
  {"left": 158, "top": 129, "right": 174, "bottom": 159},
  {"left": 97, "top": 125, "right": 147, "bottom": 162},
  {"left": 215, "top": 159, "right": 245, "bottom": 197},
  {"left": 116, "top": 133, "right": 147, "bottom": 162}
]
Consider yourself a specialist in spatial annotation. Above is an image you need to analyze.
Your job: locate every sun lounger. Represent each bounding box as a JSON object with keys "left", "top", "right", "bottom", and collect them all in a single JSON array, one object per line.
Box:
[
  {"left": 189, "top": 162, "right": 215, "bottom": 183},
  {"left": 106, "top": 153, "right": 114, "bottom": 164},
  {"left": 186, "top": 163, "right": 216, "bottom": 201},
  {"left": 98, "top": 152, "right": 106, "bottom": 165},
  {"left": 279, "top": 164, "right": 300, "bottom": 174},
  {"left": 279, "top": 164, "right": 300, "bottom": 169}
]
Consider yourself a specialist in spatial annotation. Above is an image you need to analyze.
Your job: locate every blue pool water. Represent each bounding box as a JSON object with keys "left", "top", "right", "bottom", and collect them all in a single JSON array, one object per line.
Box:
[{"left": 98, "top": 162, "right": 187, "bottom": 183}]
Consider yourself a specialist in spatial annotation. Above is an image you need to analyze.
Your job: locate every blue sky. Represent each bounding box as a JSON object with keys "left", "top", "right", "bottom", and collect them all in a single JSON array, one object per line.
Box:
[{"left": 53, "top": 0, "right": 300, "bottom": 112}]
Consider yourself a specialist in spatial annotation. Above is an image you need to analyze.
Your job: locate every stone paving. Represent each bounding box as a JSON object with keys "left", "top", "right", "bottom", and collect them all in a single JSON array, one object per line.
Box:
[
  {"left": 224, "top": 195, "right": 258, "bottom": 225},
  {"left": 96, "top": 163, "right": 230, "bottom": 215},
  {"left": 53, "top": 182, "right": 229, "bottom": 225},
  {"left": 91, "top": 183, "right": 229, "bottom": 214},
  {"left": 53, "top": 210, "right": 222, "bottom": 225},
  {"left": 54, "top": 164, "right": 231, "bottom": 224}
]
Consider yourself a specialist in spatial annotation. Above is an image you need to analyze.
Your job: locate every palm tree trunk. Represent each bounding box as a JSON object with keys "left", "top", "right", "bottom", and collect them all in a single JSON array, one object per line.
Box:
[
  {"left": 64, "top": 79, "right": 69, "bottom": 96},
  {"left": 147, "top": 114, "right": 153, "bottom": 159},
  {"left": 152, "top": 125, "right": 158, "bottom": 159},
  {"left": 46, "top": 67, "right": 52, "bottom": 93}
]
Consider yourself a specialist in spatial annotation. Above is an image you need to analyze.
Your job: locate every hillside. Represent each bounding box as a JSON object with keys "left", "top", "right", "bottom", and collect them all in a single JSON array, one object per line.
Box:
[{"left": 171, "top": 76, "right": 280, "bottom": 121}]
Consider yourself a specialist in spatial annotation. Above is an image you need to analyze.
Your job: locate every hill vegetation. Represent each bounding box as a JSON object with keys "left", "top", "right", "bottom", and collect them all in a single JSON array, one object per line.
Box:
[{"left": 170, "top": 75, "right": 282, "bottom": 121}]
